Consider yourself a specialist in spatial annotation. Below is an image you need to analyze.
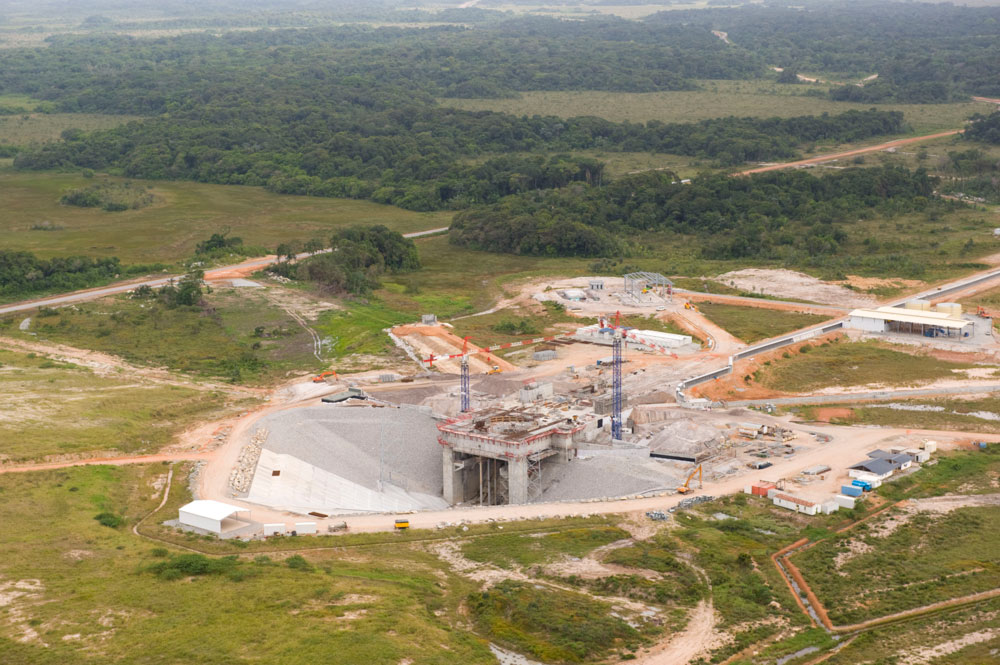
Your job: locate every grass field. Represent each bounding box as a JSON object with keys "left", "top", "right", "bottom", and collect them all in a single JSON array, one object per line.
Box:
[
  {"left": 461, "top": 526, "right": 629, "bottom": 569},
  {"left": 469, "top": 579, "right": 658, "bottom": 663},
  {"left": 796, "top": 395, "right": 1000, "bottom": 433},
  {"left": 756, "top": 597, "right": 1000, "bottom": 665},
  {"left": 4, "top": 288, "right": 320, "bottom": 383},
  {"left": 0, "top": 347, "right": 242, "bottom": 462},
  {"left": 0, "top": 113, "right": 141, "bottom": 146},
  {"left": 696, "top": 302, "right": 831, "bottom": 343},
  {"left": 0, "top": 464, "right": 496, "bottom": 665},
  {"left": 439, "top": 80, "right": 994, "bottom": 133},
  {"left": 755, "top": 339, "right": 977, "bottom": 392},
  {"left": 794, "top": 505, "right": 1000, "bottom": 625},
  {"left": 0, "top": 169, "right": 451, "bottom": 264}
]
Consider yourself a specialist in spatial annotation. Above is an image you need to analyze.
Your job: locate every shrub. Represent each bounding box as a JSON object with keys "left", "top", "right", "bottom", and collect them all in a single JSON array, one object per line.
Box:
[
  {"left": 94, "top": 512, "right": 124, "bottom": 528},
  {"left": 286, "top": 554, "right": 312, "bottom": 571}
]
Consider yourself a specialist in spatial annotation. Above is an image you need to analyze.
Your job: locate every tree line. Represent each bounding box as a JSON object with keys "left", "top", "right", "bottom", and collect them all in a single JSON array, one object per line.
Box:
[
  {"left": 450, "top": 165, "right": 939, "bottom": 262},
  {"left": 268, "top": 226, "right": 420, "bottom": 296},
  {"left": 648, "top": 2, "right": 1000, "bottom": 102}
]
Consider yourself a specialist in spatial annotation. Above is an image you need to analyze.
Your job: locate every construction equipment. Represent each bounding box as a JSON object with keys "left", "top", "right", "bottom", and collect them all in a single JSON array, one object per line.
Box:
[
  {"left": 394, "top": 518, "right": 410, "bottom": 531},
  {"left": 312, "top": 370, "right": 338, "bottom": 383},
  {"left": 977, "top": 306, "right": 994, "bottom": 319},
  {"left": 676, "top": 464, "right": 703, "bottom": 494},
  {"left": 485, "top": 364, "right": 502, "bottom": 375},
  {"left": 684, "top": 301, "right": 698, "bottom": 312}
]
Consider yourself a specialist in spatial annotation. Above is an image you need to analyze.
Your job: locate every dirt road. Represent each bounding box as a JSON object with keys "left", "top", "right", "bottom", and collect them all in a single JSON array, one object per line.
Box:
[
  {"left": 631, "top": 601, "right": 717, "bottom": 665},
  {"left": 0, "top": 226, "right": 449, "bottom": 317},
  {"left": 0, "top": 452, "right": 212, "bottom": 475},
  {"left": 0, "top": 335, "right": 264, "bottom": 397},
  {"left": 736, "top": 130, "right": 962, "bottom": 176}
]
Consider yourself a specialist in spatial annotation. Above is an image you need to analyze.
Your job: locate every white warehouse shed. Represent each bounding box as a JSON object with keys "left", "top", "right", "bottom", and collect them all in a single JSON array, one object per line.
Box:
[
  {"left": 847, "top": 306, "right": 972, "bottom": 338},
  {"left": 178, "top": 500, "right": 250, "bottom": 536}
]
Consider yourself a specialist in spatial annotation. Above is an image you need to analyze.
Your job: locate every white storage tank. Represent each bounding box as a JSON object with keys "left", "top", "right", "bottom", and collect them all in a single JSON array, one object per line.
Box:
[
  {"left": 935, "top": 302, "right": 962, "bottom": 316},
  {"left": 904, "top": 299, "right": 932, "bottom": 311}
]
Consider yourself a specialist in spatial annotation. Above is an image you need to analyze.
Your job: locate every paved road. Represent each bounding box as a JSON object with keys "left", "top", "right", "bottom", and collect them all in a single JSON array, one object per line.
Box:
[
  {"left": 0, "top": 226, "right": 449, "bottom": 317},
  {"left": 677, "top": 264, "right": 1000, "bottom": 400}
]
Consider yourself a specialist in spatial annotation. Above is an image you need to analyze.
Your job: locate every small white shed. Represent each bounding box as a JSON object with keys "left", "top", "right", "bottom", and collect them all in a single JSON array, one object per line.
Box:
[{"left": 178, "top": 500, "right": 249, "bottom": 535}]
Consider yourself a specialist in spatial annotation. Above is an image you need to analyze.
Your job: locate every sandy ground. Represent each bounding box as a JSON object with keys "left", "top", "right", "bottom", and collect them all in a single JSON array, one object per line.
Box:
[
  {"left": 715, "top": 269, "right": 877, "bottom": 308},
  {"left": 393, "top": 323, "right": 518, "bottom": 375},
  {"left": 629, "top": 601, "right": 718, "bottom": 665}
]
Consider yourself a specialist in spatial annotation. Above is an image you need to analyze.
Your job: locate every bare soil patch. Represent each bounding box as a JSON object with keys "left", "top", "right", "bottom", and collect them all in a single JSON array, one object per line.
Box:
[
  {"left": 716, "top": 269, "right": 878, "bottom": 308},
  {"left": 813, "top": 407, "right": 854, "bottom": 422}
]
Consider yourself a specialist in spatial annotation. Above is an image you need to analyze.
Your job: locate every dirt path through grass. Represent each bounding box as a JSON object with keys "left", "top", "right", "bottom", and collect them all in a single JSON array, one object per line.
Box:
[{"left": 736, "top": 130, "right": 962, "bottom": 175}]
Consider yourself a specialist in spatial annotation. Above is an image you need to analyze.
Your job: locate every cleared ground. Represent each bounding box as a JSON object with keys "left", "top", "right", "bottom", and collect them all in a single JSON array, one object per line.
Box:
[
  {"left": 0, "top": 169, "right": 451, "bottom": 264},
  {"left": 0, "top": 347, "right": 241, "bottom": 462},
  {"left": 439, "top": 81, "right": 994, "bottom": 133}
]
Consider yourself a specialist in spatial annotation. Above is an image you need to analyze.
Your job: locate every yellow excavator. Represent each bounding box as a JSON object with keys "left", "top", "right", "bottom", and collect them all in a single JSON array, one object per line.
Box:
[{"left": 676, "top": 465, "right": 703, "bottom": 495}]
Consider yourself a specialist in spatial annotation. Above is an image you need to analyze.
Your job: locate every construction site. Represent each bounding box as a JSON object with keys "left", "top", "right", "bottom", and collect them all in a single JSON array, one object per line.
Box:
[{"left": 179, "top": 268, "right": 1000, "bottom": 536}]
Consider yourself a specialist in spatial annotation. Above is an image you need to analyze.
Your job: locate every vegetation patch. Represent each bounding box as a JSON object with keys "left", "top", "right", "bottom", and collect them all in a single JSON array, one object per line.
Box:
[
  {"left": 460, "top": 526, "right": 629, "bottom": 569},
  {"left": 794, "top": 506, "right": 1000, "bottom": 625},
  {"left": 0, "top": 171, "right": 450, "bottom": 265},
  {"left": 755, "top": 340, "right": 976, "bottom": 392},
  {"left": 797, "top": 396, "right": 1000, "bottom": 433},
  {"left": 0, "top": 464, "right": 497, "bottom": 664},
  {"left": 315, "top": 301, "right": 413, "bottom": 359},
  {"left": 61, "top": 180, "right": 157, "bottom": 212},
  {"left": 469, "top": 580, "right": 654, "bottom": 663},
  {"left": 0, "top": 347, "right": 242, "bottom": 461},
  {"left": 9, "top": 288, "right": 318, "bottom": 382},
  {"left": 696, "top": 303, "right": 830, "bottom": 344}
]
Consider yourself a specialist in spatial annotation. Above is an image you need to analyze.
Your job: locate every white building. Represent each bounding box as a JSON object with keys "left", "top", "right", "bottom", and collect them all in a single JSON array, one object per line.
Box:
[
  {"left": 178, "top": 500, "right": 251, "bottom": 536},
  {"left": 772, "top": 492, "right": 819, "bottom": 515},
  {"left": 847, "top": 306, "right": 972, "bottom": 338},
  {"left": 847, "top": 458, "right": 895, "bottom": 481}
]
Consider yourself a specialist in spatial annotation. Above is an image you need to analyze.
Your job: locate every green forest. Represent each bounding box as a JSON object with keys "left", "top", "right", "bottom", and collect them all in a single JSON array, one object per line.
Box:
[{"left": 2, "top": 0, "right": 1000, "bottom": 290}]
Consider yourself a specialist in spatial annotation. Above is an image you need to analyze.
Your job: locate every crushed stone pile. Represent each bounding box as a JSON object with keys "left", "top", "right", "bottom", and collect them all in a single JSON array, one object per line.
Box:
[{"left": 229, "top": 428, "right": 266, "bottom": 493}]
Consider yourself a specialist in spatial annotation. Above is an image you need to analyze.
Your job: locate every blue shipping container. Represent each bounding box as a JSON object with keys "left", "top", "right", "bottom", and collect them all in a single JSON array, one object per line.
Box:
[{"left": 841, "top": 485, "right": 863, "bottom": 497}]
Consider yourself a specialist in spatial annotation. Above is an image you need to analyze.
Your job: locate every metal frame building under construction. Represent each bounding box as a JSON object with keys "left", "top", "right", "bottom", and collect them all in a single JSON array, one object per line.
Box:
[
  {"left": 623, "top": 272, "right": 673, "bottom": 303},
  {"left": 437, "top": 408, "right": 596, "bottom": 505}
]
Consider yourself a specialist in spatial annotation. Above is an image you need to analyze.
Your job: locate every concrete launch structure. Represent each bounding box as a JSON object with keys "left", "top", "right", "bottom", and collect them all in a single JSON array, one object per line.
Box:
[{"left": 437, "top": 408, "right": 597, "bottom": 505}]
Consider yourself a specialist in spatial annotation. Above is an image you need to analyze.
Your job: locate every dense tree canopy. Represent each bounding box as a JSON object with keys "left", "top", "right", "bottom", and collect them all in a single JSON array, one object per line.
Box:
[
  {"left": 450, "top": 165, "right": 938, "bottom": 261},
  {"left": 269, "top": 225, "right": 420, "bottom": 295}
]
